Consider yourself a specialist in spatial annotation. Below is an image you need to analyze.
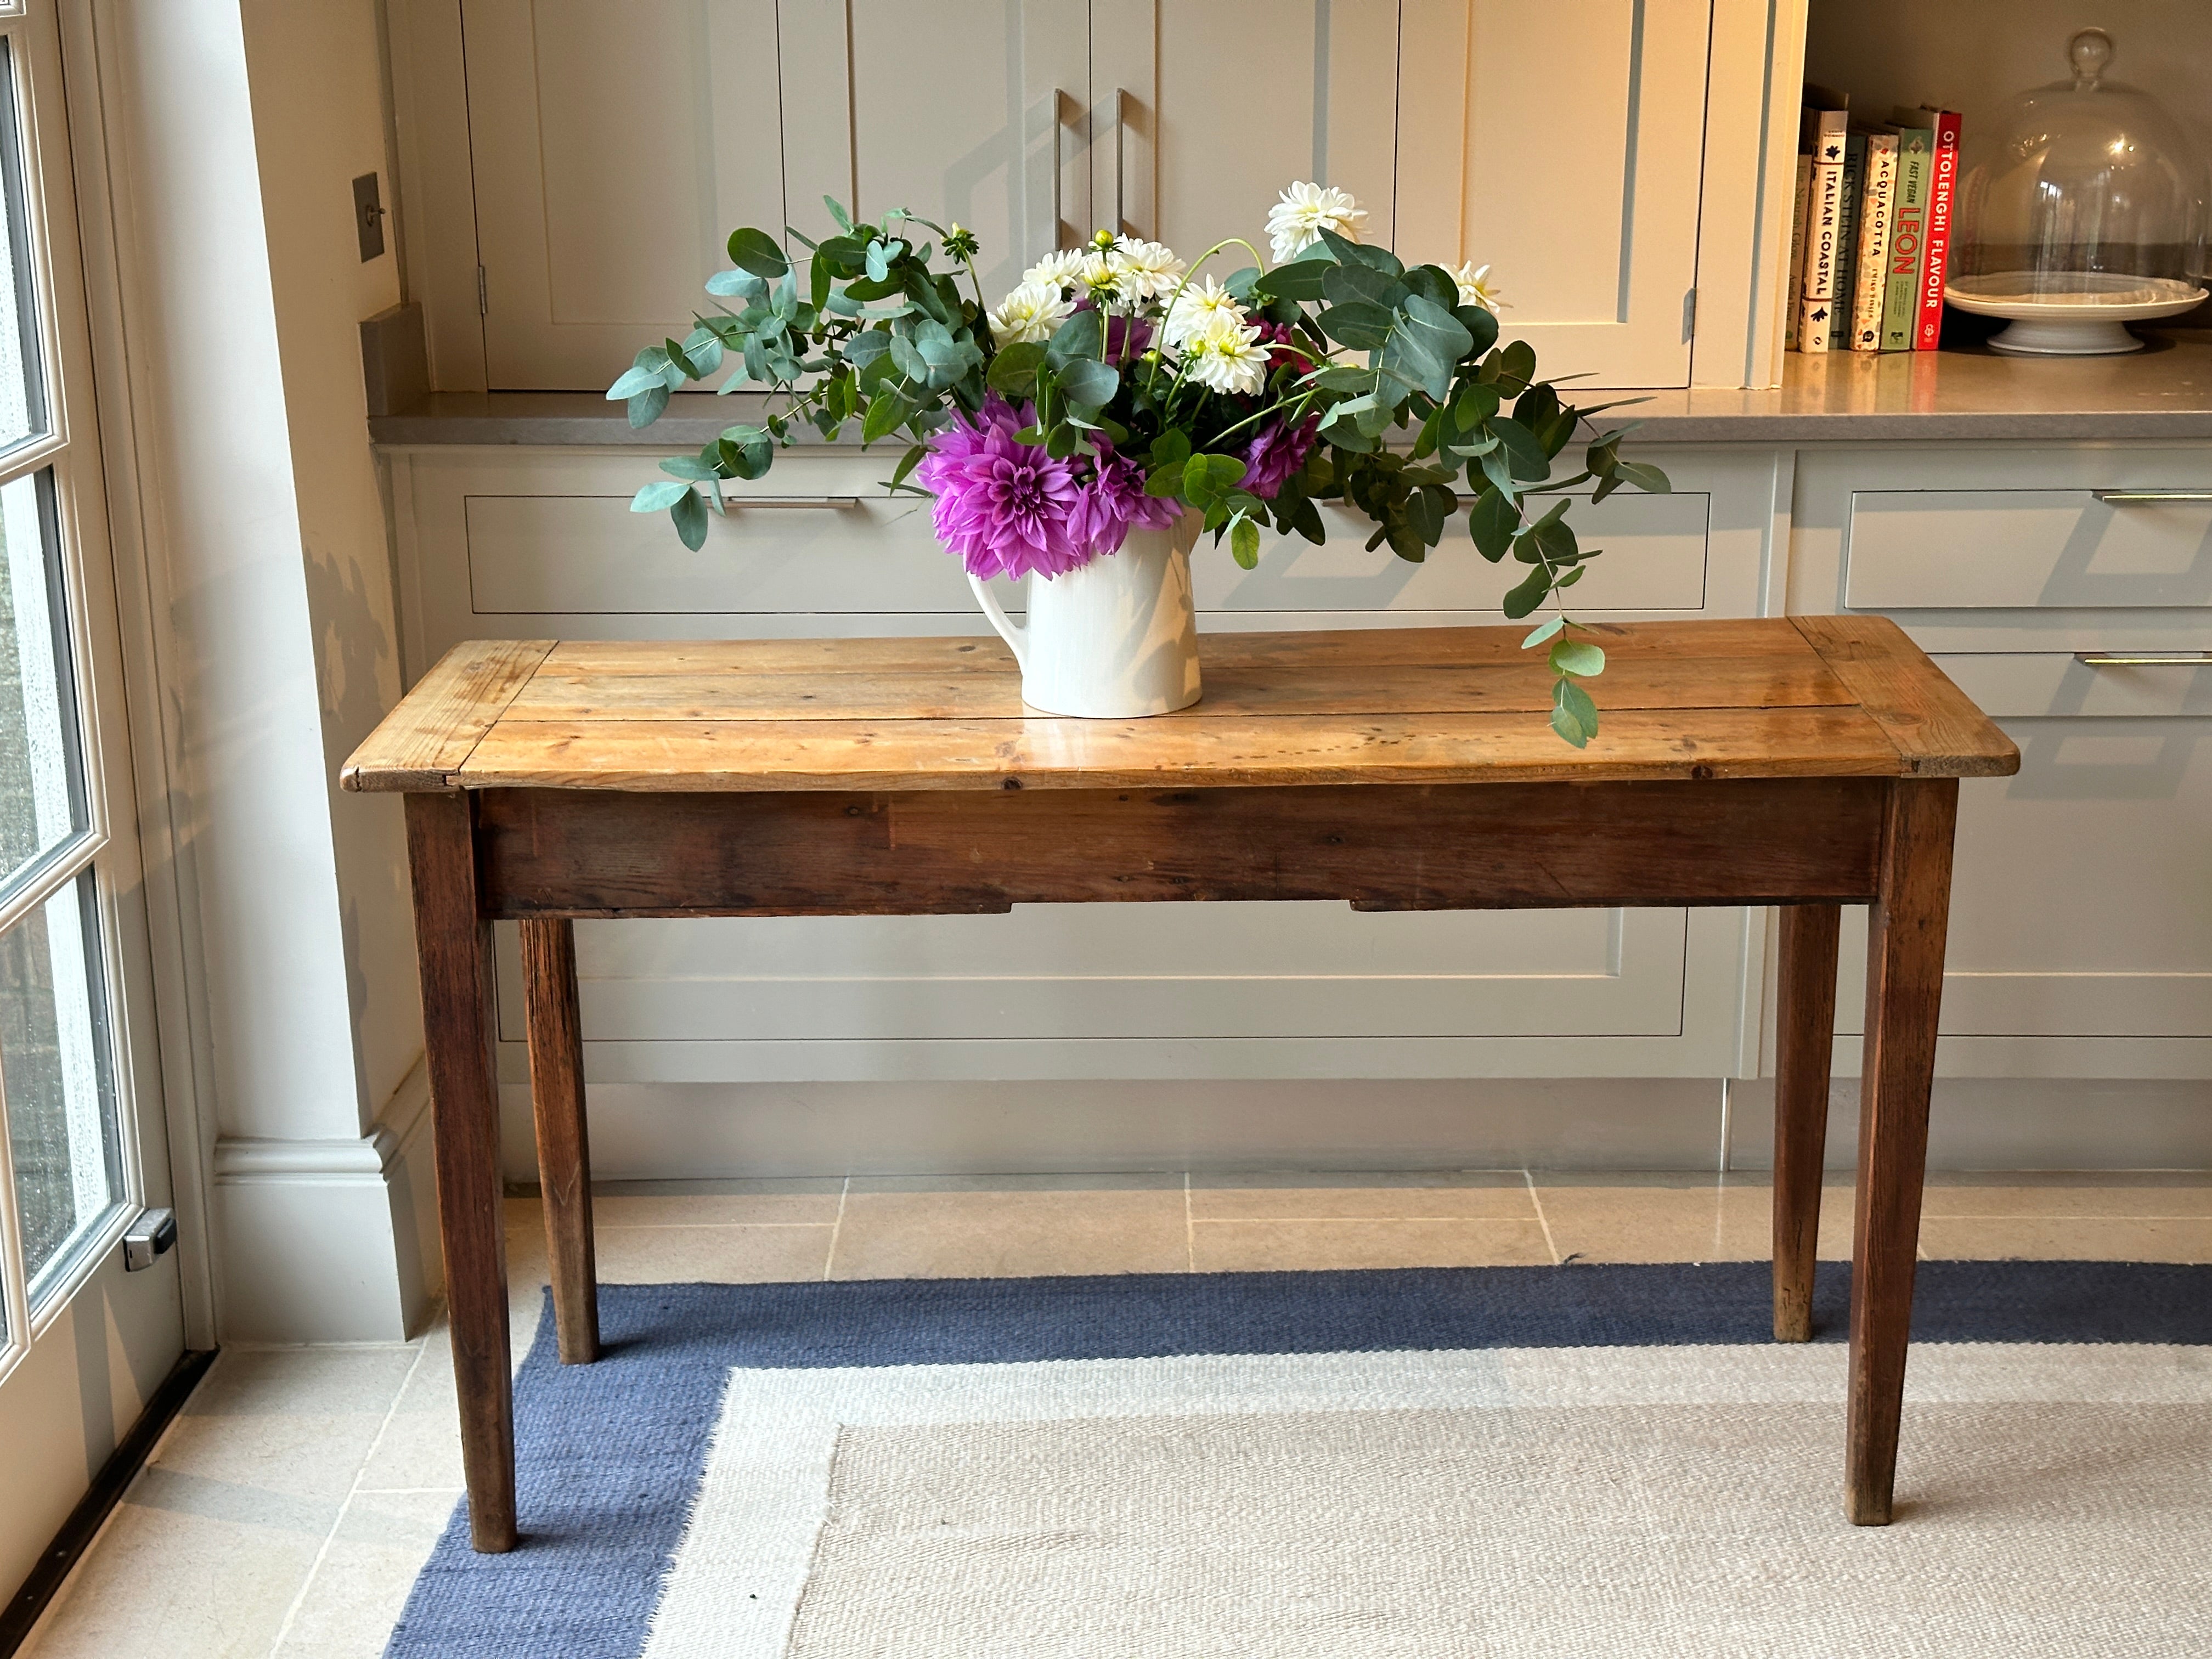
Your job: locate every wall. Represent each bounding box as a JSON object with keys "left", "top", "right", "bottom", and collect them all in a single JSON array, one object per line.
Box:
[
  {"left": 1804, "top": 0, "right": 2212, "bottom": 157},
  {"left": 90, "top": 0, "right": 434, "bottom": 1340}
]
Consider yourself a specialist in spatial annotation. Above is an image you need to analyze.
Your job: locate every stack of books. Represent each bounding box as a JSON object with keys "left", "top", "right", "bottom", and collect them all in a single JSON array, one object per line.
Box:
[{"left": 1786, "top": 86, "right": 1962, "bottom": 354}]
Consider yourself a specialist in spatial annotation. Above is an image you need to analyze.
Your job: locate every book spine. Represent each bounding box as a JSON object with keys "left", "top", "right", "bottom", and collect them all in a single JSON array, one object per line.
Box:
[
  {"left": 1786, "top": 153, "right": 1812, "bottom": 350},
  {"left": 1829, "top": 134, "right": 1865, "bottom": 347},
  {"left": 1881, "top": 129, "right": 1931, "bottom": 351},
  {"left": 1916, "top": 109, "right": 1962, "bottom": 349},
  {"left": 1796, "top": 112, "right": 1849, "bottom": 355},
  {"left": 1850, "top": 135, "right": 1898, "bottom": 351}
]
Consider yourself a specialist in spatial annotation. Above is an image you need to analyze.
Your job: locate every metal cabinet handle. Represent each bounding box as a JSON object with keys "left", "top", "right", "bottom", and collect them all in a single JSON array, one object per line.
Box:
[
  {"left": 2074, "top": 651, "right": 2212, "bottom": 667},
  {"left": 2091, "top": 490, "right": 2212, "bottom": 505},
  {"left": 725, "top": 496, "right": 861, "bottom": 509},
  {"left": 1050, "top": 88, "right": 1072, "bottom": 250}
]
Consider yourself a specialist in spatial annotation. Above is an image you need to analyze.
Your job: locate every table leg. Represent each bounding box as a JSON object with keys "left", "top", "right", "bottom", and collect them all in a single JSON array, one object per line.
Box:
[
  {"left": 404, "top": 792, "right": 516, "bottom": 1553},
  {"left": 1772, "top": 903, "right": 1841, "bottom": 1342},
  {"left": 519, "top": 917, "right": 599, "bottom": 1364},
  {"left": 1845, "top": 778, "right": 1958, "bottom": 1526}
]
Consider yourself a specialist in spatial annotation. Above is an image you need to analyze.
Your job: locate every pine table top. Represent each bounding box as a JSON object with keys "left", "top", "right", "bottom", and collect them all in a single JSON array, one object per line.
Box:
[{"left": 338, "top": 615, "right": 2019, "bottom": 794}]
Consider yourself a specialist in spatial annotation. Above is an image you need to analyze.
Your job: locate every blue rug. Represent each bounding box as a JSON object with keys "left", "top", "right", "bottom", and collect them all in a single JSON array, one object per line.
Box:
[{"left": 383, "top": 1262, "right": 2212, "bottom": 1658}]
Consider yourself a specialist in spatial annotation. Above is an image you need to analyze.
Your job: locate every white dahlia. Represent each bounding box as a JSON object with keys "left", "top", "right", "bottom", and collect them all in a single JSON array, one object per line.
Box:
[
  {"left": 1449, "top": 261, "right": 1506, "bottom": 312},
  {"left": 1105, "top": 237, "right": 1187, "bottom": 303},
  {"left": 1020, "top": 249, "right": 1088, "bottom": 291},
  {"left": 1266, "top": 180, "right": 1367, "bottom": 263},
  {"left": 986, "top": 280, "right": 1073, "bottom": 345},
  {"left": 1184, "top": 317, "right": 1272, "bottom": 397},
  {"left": 1162, "top": 275, "right": 1246, "bottom": 350}
]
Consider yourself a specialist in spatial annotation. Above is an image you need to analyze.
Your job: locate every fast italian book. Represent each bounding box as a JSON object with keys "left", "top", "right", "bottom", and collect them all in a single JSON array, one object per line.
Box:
[
  {"left": 1849, "top": 131, "right": 1899, "bottom": 351},
  {"left": 1795, "top": 98, "right": 1850, "bottom": 354},
  {"left": 1880, "top": 120, "right": 1933, "bottom": 351}
]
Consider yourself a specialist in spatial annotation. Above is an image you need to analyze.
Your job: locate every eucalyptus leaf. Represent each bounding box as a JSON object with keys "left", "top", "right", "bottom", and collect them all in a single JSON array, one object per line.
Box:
[
  {"left": 1489, "top": 416, "right": 1551, "bottom": 482},
  {"left": 1522, "top": 616, "right": 1566, "bottom": 648},
  {"left": 1322, "top": 261, "right": 1408, "bottom": 311},
  {"left": 1550, "top": 677, "right": 1599, "bottom": 748},
  {"left": 1316, "top": 301, "right": 1394, "bottom": 351},
  {"left": 1615, "top": 460, "right": 1672, "bottom": 494},
  {"left": 1502, "top": 563, "right": 1552, "bottom": 620},
  {"left": 1229, "top": 515, "right": 1261, "bottom": 569},
  {"left": 726, "top": 226, "right": 788, "bottom": 278},
  {"left": 1549, "top": 639, "right": 1606, "bottom": 678},
  {"left": 630, "top": 479, "right": 692, "bottom": 512},
  {"left": 1056, "top": 357, "right": 1119, "bottom": 409},
  {"left": 627, "top": 383, "right": 670, "bottom": 428},
  {"left": 1468, "top": 487, "right": 1519, "bottom": 561},
  {"left": 670, "top": 488, "right": 711, "bottom": 550},
  {"left": 1252, "top": 258, "right": 1331, "bottom": 303},
  {"left": 1045, "top": 307, "right": 1104, "bottom": 368}
]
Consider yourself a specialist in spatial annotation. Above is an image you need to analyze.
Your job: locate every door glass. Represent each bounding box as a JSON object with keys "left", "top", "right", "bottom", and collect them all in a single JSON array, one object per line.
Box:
[
  {"left": 2, "top": 870, "right": 121, "bottom": 1300},
  {"left": 0, "top": 467, "right": 85, "bottom": 898},
  {"left": 0, "top": 38, "right": 44, "bottom": 454}
]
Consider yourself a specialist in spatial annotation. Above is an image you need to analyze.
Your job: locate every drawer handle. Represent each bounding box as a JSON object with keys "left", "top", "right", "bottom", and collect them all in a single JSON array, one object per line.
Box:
[
  {"left": 2090, "top": 490, "right": 2212, "bottom": 505},
  {"left": 2074, "top": 651, "right": 2212, "bottom": 667},
  {"left": 725, "top": 496, "right": 861, "bottom": 509}
]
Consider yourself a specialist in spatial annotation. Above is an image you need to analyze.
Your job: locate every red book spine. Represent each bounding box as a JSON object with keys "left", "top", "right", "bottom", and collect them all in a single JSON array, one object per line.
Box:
[{"left": 1916, "top": 109, "right": 1962, "bottom": 349}]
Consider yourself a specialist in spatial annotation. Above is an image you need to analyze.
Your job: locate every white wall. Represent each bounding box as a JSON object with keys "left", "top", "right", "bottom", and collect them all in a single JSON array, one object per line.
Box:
[{"left": 93, "top": 0, "right": 432, "bottom": 1339}]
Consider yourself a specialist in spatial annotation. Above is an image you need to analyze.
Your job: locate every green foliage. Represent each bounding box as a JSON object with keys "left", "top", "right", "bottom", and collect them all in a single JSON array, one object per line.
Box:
[{"left": 611, "top": 196, "right": 1672, "bottom": 744}]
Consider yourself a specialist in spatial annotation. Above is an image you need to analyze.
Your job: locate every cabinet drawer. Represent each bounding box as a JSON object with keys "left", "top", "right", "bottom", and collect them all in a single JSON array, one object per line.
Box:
[
  {"left": 1843, "top": 489, "right": 2212, "bottom": 611},
  {"left": 1201, "top": 490, "right": 1711, "bottom": 613},
  {"left": 1935, "top": 652, "right": 2212, "bottom": 719},
  {"left": 461, "top": 475, "right": 1713, "bottom": 618}
]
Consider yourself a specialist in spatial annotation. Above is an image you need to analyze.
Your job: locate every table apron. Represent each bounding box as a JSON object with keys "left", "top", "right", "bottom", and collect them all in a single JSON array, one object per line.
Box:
[{"left": 470, "top": 777, "right": 1889, "bottom": 918}]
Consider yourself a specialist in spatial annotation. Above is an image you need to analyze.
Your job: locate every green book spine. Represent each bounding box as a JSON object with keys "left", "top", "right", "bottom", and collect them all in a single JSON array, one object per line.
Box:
[
  {"left": 1882, "top": 127, "right": 1933, "bottom": 351},
  {"left": 1829, "top": 134, "right": 1866, "bottom": 347}
]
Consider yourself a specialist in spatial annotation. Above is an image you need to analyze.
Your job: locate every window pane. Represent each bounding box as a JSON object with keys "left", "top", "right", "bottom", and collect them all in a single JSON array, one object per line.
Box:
[
  {"left": 0, "top": 37, "right": 47, "bottom": 452},
  {"left": 2, "top": 871, "right": 122, "bottom": 1300},
  {"left": 0, "top": 469, "right": 85, "bottom": 900}
]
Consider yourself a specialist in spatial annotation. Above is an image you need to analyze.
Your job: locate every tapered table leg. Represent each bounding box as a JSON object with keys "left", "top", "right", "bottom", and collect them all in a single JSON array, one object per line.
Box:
[
  {"left": 1846, "top": 778, "right": 1957, "bottom": 1526},
  {"left": 404, "top": 792, "right": 516, "bottom": 1553},
  {"left": 1773, "top": 903, "right": 1842, "bottom": 1342},
  {"left": 520, "top": 917, "right": 599, "bottom": 1364}
]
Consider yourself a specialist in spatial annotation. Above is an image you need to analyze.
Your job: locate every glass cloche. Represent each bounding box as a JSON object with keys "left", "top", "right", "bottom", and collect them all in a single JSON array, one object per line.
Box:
[{"left": 1950, "top": 29, "right": 2210, "bottom": 354}]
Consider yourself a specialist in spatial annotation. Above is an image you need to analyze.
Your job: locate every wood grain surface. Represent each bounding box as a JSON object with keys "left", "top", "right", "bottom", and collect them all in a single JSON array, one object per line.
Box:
[
  {"left": 472, "top": 779, "right": 1891, "bottom": 918},
  {"left": 341, "top": 619, "right": 2019, "bottom": 793},
  {"left": 1792, "top": 615, "right": 2018, "bottom": 777},
  {"left": 341, "top": 639, "right": 554, "bottom": 792}
]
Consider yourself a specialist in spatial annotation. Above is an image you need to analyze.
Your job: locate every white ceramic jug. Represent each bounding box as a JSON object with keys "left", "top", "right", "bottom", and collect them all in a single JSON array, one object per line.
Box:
[{"left": 966, "top": 514, "right": 1203, "bottom": 717}]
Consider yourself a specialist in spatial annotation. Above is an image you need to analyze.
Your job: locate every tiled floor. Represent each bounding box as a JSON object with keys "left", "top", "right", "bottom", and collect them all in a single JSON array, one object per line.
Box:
[{"left": 18, "top": 1168, "right": 2212, "bottom": 1657}]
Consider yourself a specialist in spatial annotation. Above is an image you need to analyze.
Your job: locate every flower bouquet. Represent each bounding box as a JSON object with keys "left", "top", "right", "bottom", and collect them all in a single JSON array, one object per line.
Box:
[{"left": 610, "top": 183, "right": 1668, "bottom": 742}]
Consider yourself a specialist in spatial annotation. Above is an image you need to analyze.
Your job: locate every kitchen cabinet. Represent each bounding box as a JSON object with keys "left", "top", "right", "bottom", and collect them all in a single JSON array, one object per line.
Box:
[
  {"left": 402, "top": 0, "right": 1781, "bottom": 391},
  {"left": 1790, "top": 443, "right": 2212, "bottom": 1079}
]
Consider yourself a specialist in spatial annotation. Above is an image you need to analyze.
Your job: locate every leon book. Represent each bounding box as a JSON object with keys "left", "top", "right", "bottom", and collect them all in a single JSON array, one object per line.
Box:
[{"left": 1880, "top": 120, "right": 1933, "bottom": 351}]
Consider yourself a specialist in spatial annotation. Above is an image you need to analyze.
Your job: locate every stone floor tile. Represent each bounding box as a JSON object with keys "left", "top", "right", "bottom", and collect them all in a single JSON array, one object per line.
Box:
[{"left": 1189, "top": 1217, "right": 1555, "bottom": 1272}]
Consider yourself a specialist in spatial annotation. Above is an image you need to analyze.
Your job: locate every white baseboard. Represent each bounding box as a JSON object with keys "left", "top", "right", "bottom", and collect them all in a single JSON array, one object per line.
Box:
[{"left": 211, "top": 1061, "right": 442, "bottom": 1341}]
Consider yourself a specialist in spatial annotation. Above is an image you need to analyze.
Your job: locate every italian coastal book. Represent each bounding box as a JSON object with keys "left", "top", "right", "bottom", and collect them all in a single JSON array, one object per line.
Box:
[
  {"left": 1915, "top": 106, "right": 1964, "bottom": 349},
  {"left": 1881, "top": 121, "right": 1933, "bottom": 351},
  {"left": 1786, "top": 151, "right": 1812, "bottom": 349},
  {"left": 1795, "top": 97, "right": 1850, "bottom": 354},
  {"left": 1849, "top": 131, "right": 1899, "bottom": 351},
  {"left": 1829, "top": 133, "right": 1866, "bottom": 347}
]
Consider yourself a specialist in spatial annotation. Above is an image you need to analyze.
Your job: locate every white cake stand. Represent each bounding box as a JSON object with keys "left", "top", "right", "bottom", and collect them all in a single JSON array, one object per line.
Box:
[{"left": 1945, "top": 272, "right": 2209, "bottom": 355}]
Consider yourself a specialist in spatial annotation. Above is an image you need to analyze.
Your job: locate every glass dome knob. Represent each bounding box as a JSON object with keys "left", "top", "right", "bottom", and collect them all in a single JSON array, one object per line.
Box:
[{"left": 2067, "top": 27, "right": 2113, "bottom": 89}]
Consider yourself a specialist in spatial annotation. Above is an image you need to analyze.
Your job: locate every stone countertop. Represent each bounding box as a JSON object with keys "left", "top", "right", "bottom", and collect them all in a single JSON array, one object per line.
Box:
[{"left": 368, "top": 333, "right": 2212, "bottom": 448}]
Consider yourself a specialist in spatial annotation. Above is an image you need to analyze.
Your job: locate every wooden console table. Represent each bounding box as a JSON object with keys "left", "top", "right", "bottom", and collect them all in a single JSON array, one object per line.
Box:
[{"left": 341, "top": 616, "right": 2017, "bottom": 1551}]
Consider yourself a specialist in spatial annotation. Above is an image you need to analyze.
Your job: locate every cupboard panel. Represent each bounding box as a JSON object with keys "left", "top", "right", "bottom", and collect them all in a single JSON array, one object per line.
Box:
[
  {"left": 1093, "top": 0, "right": 1400, "bottom": 263},
  {"left": 461, "top": 0, "right": 786, "bottom": 390},
  {"left": 1844, "top": 490, "right": 2212, "bottom": 612},
  {"left": 495, "top": 904, "right": 1694, "bottom": 1045},
  {"left": 1396, "top": 0, "right": 1712, "bottom": 387}
]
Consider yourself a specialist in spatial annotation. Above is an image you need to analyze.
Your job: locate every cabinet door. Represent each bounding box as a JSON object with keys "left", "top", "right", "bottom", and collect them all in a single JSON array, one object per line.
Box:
[
  {"left": 1091, "top": 1, "right": 1401, "bottom": 264},
  {"left": 1395, "top": 0, "right": 1712, "bottom": 389},
  {"left": 780, "top": 1, "right": 1086, "bottom": 303},
  {"left": 1833, "top": 654, "right": 2212, "bottom": 1077},
  {"left": 460, "top": 0, "right": 786, "bottom": 390}
]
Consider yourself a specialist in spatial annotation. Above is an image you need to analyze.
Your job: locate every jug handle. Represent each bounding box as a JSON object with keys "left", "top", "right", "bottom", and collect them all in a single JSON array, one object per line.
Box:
[{"left": 967, "top": 574, "right": 1027, "bottom": 673}]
